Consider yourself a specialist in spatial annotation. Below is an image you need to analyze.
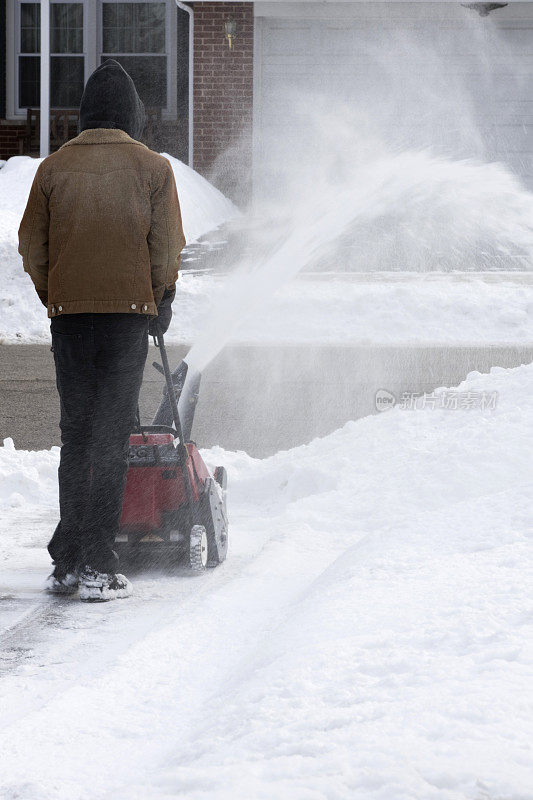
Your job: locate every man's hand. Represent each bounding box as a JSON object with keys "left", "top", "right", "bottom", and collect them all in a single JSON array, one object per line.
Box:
[{"left": 148, "top": 286, "right": 175, "bottom": 337}]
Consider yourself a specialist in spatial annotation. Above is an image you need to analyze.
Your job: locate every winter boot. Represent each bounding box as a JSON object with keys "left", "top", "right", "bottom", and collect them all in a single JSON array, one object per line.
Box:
[
  {"left": 78, "top": 567, "right": 133, "bottom": 602},
  {"left": 45, "top": 564, "right": 79, "bottom": 595}
]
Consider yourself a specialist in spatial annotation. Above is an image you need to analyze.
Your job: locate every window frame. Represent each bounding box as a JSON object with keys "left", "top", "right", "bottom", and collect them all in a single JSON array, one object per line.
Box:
[
  {"left": 13, "top": 0, "right": 88, "bottom": 114},
  {"left": 7, "top": 0, "right": 177, "bottom": 121},
  {"left": 98, "top": 0, "right": 174, "bottom": 116}
]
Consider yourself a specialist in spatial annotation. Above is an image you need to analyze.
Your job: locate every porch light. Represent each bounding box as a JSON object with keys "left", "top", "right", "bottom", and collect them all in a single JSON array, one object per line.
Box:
[{"left": 224, "top": 18, "right": 237, "bottom": 50}]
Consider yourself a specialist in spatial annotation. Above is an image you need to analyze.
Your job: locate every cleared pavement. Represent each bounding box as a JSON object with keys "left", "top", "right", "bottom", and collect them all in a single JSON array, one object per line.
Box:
[{"left": 1, "top": 342, "right": 531, "bottom": 456}]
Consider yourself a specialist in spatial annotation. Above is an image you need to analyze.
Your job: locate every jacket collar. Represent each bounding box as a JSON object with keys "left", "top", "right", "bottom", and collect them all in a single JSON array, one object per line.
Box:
[{"left": 61, "top": 128, "right": 147, "bottom": 148}]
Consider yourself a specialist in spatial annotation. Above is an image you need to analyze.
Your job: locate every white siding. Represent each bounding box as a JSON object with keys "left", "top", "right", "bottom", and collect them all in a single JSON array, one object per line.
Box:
[{"left": 254, "top": 2, "right": 533, "bottom": 192}]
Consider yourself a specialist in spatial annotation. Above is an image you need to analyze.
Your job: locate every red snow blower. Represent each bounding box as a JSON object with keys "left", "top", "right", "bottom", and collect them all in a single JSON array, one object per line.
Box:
[{"left": 117, "top": 324, "right": 228, "bottom": 570}]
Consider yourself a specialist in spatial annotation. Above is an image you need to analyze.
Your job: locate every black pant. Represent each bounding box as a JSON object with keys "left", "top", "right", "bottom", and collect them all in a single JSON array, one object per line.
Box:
[{"left": 48, "top": 313, "right": 148, "bottom": 572}]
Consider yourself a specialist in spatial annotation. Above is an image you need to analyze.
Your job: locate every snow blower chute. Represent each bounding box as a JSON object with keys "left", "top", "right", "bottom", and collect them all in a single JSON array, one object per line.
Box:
[{"left": 117, "top": 324, "right": 228, "bottom": 570}]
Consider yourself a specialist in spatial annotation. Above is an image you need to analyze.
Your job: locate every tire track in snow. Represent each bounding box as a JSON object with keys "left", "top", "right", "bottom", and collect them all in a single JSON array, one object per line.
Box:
[
  {"left": 0, "top": 507, "right": 347, "bottom": 799},
  {"left": 0, "top": 595, "right": 71, "bottom": 675},
  {"left": 0, "top": 562, "right": 244, "bottom": 730}
]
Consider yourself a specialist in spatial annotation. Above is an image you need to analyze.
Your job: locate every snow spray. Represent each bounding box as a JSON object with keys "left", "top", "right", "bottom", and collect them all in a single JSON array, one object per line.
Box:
[
  {"left": 180, "top": 6, "right": 533, "bottom": 404},
  {"left": 183, "top": 149, "right": 533, "bottom": 378}
]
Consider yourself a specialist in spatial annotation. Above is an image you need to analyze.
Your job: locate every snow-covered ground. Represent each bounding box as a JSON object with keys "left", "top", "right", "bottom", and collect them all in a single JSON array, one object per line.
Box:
[
  {"left": 0, "top": 155, "right": 238, "bottom": 343},
  {"left": 1, "top": 362, "right": 532, "bottom": 799},
  {"left": 166, "top": 271, "right": 533, "bottom": 347}
]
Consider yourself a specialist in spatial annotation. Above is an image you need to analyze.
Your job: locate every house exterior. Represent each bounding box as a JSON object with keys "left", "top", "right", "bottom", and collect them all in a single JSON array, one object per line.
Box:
[
  {"left": 0, "top": 0, "right": 254, "bottom": 201},
  {"left": 1, "top": 1, "right": 533, "bottom": 204}
]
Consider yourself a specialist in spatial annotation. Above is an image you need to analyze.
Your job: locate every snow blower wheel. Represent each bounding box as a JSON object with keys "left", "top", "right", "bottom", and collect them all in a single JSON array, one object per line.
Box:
[
  {"left": 201, "top": 476, "right": 228, "bottom": 567},
  {"left": 189, "top": 525, "right": 208, "bottom": 571}
]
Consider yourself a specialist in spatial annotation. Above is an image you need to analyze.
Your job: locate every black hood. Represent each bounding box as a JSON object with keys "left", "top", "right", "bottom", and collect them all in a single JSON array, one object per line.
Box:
[{"left": 79, "top": 59, "right": 146, "bottom": 140}]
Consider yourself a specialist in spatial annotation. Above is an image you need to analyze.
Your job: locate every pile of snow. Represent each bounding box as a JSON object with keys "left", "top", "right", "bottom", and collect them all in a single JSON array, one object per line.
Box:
[
  {"left": 0, "top": 153, "right": 238, "bottom": 342},
  {"left": 160, "top": 153, "right": 237, "bottom": 244},
  {"left": 0, "top": 362, "right": 531, "bottom": 799},
  {"left": 311, "top": 152, "right": 533, "bottom": 273},
  {"left": 0, "top": 437, "right": 58, "bottom": 512}
]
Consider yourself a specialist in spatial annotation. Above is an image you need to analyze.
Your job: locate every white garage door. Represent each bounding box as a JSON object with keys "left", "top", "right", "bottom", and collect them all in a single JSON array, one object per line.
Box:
[{"left": 254, "top": 2, "right": 533, "bottom": 194}]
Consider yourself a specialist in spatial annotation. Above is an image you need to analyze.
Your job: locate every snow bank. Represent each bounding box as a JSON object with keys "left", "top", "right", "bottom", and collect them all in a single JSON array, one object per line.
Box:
[
  {"left": 0, "top": 437, "right": 58, "bottom": 511},
  {"left": 168, "top": 271, "right": 533, "bottom": 345},
  {"left": 160, "top": 362, "right": 533, "bottom": 799},
  {"left": 0, "top": 153, "right": 238, "bottom": 343},
  {"left": 160, "top": 152, "right": 237, "bottom": 244},
  {"left": 0, "top": 362, "right": 531, "bottom": 799}
]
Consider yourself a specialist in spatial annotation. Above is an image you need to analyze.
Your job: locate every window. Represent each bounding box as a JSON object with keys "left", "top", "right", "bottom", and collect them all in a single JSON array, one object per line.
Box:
[
  {"left": 11, "top": 0, "right": 177, "bottom": 119},
  {"left": 17, "top": 1, "right": 85, "bottom": 110},
  {"left": 51, "top": 3, "right": 84, "bottom": 106},
  {"left": 101, "top": 2, "right": 168, "bottom": 108},
  {"left": 19, "top": 3, "right": 40, "bottom": 107}
]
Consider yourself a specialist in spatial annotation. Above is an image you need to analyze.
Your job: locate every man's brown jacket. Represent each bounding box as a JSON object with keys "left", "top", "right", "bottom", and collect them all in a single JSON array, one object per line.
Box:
[{"left": 18, "top": 128, "right": 186, "bottom": 318}]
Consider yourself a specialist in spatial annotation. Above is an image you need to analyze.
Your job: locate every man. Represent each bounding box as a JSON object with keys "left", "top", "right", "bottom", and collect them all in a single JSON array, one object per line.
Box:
[{"left": 18, "top": 60, "right": 186, "bottom": 602}]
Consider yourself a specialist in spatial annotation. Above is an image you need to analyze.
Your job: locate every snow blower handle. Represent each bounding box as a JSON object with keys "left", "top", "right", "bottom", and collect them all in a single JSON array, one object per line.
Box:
[
  {"left": 152, "top": 321, "right": 185, "bottom": 446},
  {"left": 151, "top": 323, "right": 202, "bottom": 532}
]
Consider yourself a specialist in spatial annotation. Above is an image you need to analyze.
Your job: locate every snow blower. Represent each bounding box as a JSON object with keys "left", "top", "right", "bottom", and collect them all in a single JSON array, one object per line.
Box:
[{"left": 117, "top": 323, "right": 228, "bottom": 570}]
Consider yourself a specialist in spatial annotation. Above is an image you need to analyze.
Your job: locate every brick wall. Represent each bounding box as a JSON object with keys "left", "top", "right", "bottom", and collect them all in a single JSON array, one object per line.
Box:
[
  {"left": 0, "top": 124, "right": 26, "bottom": 161},
  {"left": 193, "top": 2, "right": 253, "bottom": 206}
]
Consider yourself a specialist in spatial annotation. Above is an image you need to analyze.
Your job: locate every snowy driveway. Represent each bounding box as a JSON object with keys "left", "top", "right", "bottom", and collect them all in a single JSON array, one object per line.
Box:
[{"left": 1, "top": 363, "right": 532, "bottom": 800}]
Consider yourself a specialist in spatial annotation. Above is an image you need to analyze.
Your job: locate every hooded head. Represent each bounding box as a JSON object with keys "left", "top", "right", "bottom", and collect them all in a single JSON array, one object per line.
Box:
[{"left": 79, "top": 59, "right": 146, "bottom": 140}]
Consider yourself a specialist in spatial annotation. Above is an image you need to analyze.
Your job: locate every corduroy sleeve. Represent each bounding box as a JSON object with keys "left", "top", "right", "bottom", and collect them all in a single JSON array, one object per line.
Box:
[
  {"left": 148, "top": 159, "right": 186, "bottom": 308},
  {"left": 18, "top": 164, "right": 50, "bottom": 307}
]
